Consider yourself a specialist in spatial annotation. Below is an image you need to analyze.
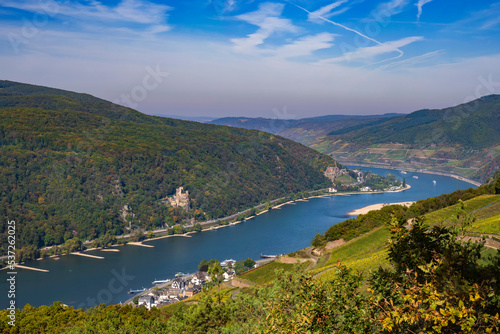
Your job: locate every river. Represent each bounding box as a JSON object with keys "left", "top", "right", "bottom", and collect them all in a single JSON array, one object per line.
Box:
[{"left": 0, "top": 167, "right": 477, "bottom": 309}]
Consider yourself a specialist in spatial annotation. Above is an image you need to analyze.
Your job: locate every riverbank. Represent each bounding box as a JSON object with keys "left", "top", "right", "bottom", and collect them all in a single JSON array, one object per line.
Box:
[
  {"left": 339, "top": 162, "right": 482, "bottom": 187},
  {"left": 347, "top": 201, "right": 416, "bottom": 215},
  {"left": 0, "top": 183, "right": 413, "bottom": 267}
]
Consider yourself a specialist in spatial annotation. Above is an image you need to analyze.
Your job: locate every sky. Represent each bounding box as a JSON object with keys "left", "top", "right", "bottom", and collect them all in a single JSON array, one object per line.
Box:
[{"left": 1, "top": 0, "right": 500, "bottom": 119}]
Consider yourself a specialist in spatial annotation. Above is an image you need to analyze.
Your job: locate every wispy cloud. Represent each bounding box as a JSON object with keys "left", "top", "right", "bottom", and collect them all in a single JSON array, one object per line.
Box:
[
  {"left": 372, "top": 0, "right": 409, "bottom": 17},
  {"left": 268, "top": 33, "right": 336, "bottom": 59},
  {"left": 443, "top": 2, "right": 500, "bottom": 32},
  {"left": 416, "top": 0, "right": 434, "bottom": 20},
  {"left": 319, "top": 36, "right": 423, "bottom": 63},
  {"left": 0, "top": 0, "right": 172, "bottom": 31},
  {"left": 231, "top": 3, "right": 298, "bottom": 53},
  {"left": 308, "top": 0, "right": 349, "bottom": 23}
]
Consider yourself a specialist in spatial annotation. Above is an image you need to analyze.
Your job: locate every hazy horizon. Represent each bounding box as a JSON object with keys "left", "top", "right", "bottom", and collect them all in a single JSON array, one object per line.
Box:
[{"left": 1, "top": 0, "right": 499, "bottom": 119}]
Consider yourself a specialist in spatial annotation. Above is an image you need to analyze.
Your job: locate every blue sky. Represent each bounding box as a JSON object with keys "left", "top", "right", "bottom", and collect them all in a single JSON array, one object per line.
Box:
[{"left": 1, "top": 0, "right": 499, "bottom": 118}]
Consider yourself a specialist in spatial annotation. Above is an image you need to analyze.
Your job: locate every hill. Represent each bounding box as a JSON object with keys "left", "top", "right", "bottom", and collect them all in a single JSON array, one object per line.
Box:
[
  {"left": 0, "top": 80, "right": 343, "bottom": 255},
  {"left": 211, "top": 96, "right": 500, "bottom": 182}
]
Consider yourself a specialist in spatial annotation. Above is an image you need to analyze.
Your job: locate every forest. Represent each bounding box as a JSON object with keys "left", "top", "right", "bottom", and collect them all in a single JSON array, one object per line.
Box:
[{"left": 0, "top": 81, "right": 342, "bottom": 257}]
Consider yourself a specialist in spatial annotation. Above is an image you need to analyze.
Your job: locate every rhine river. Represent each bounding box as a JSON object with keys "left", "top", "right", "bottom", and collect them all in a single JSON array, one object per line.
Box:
[{"left": 0, "top": 167, "right": 477, "bottom": 309}]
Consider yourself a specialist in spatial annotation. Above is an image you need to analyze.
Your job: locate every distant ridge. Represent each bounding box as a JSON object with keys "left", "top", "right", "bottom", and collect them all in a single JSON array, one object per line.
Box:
[{"left": 210, "top": 96, "right": 500, "bottom": 182}]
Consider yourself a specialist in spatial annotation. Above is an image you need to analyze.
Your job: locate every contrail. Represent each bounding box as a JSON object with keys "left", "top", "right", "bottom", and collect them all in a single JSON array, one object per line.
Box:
[
  {"left": 286, "top": 0, "right": 382, "bottom": 46},
  {"left": 286, "top": 0, "right": 405, "bottom": 66}
]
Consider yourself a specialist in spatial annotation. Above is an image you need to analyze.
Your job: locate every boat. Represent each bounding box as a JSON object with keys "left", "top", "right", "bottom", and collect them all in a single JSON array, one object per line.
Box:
[
  {"left": 401, "top": 171, "right": 407, "bottom": 174},
  {"left": 260, "top": 254, "right": 277, "bottom": 259},
  {"left": 152, "top": 279, "right": 171, "bottom": 285},
  {"left": 127, "top": 288, "right": 146, "bottom": 294},
  {"left": 175, "top": 272, "right": 185, "bottom": 278},
  {"left": 433, "top": 180, "right": 437, "bottom": 185},
  {"left": 413, "top": 176, "right": 418, "bottom": 179}
]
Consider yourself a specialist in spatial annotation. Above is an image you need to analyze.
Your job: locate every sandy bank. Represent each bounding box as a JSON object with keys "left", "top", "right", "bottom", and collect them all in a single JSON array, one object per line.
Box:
[{"left": 347, "top": 201, "right": 415, "bottom": 215}]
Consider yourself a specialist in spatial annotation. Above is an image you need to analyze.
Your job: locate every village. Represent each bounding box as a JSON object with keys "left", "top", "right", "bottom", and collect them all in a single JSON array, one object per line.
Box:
[{"left": 133, "top": 259, "right": 241, "bottom": 309}]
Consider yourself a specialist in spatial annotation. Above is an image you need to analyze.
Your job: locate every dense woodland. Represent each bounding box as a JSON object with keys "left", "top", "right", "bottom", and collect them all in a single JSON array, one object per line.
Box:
[
  {"left": 214, "top": 95, "right": 500, "bottom": 183},
  {"left": 0, "top": 81, "right": 341, "bottom": 256},
  {"left": 326, "top": 95, "right": 500, "bottom": 149}
]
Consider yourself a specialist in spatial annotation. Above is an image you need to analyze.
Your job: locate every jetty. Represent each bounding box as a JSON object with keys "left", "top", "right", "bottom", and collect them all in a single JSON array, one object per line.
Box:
[
  {"left": 127, "top": 288, "right": 146, "bottom": 294},
  {"left": 127, "top": 242, "right": 154, "bottom": 248},
  {"left": 71, "top": 252, "right": 104, "bottom": 259},
  {"left": 260, "top": 254, "right": 277, "bottom": 259},
  {"left": 14, "top": 264, "right": 49, "bottom": 272}
]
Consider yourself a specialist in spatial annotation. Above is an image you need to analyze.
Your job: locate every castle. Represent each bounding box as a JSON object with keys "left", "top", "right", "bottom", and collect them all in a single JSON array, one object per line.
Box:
[
  {"left": 167, "top": 187, "right": 190, "bottom": 211},
  {"left": 324, "top": 166, "right": 348, "bottom": 182}
]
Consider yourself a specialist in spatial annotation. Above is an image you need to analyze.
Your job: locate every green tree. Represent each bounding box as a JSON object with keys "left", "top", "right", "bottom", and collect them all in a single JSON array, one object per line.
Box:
[
  {"left": 198, "top": 259, "right": 208, "bottom": 272},
  {"left": 208, "top": 260, "right": 224, "bottom": 287},
  {"left": 312, "top": 233, "right": 326, "bottom": 248},
  {"left": 265, "top": 268, "right": 379, "bottom": 333},
  {"left": 370, "top": 211, "right": 500, "bottom": 333},
  {"left": 243, "top": 258, "right": 255, "bottom": 268}
]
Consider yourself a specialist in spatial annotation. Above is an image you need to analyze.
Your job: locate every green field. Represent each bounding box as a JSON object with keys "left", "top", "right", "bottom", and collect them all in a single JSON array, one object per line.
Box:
[
  {"left": 239, "top": 261, "right": 301, "bottom": 285},
  {"left": 311, "top": 227, "right": 390, "bottom": 279},
  {"left": 423, "top": 194, "right": 500, "bottom": 226},
  {"left": 471, "top": 214, "right": 500, "bottom": 234}
]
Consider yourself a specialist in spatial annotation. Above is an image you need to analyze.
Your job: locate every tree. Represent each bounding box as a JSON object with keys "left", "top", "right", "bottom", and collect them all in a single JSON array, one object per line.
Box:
[
  {"left": 243, "top": 258, "right": 255, "bottom": 268},
  {"left": 265, "top": 268, "right": 379, "bottom": 333},
  {"left": 312, "top": 233, "right": 326, "bottom": 248},
  {"left": 198, "top": 259, "right": 208, "bottom": 272},
  {"left": 208, "top": 260, "right": 223, "bottom": 287},
  {"left": 370, "top": 211, "right": 500, "bottom": 333},
  {"left": 495, "top": 176, "right": 500, "bottom": 194}
]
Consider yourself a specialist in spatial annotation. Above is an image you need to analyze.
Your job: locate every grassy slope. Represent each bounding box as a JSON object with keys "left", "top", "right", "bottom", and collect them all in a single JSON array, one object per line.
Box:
[
  {"left": 424, "top": 194, "right": 500, "bottom": 227},
  {"left": 239, "top": 261, "right": 303, "bottom": 285},
  {"left": 286, "top": 195, "right": 499, "bottom": 283}
]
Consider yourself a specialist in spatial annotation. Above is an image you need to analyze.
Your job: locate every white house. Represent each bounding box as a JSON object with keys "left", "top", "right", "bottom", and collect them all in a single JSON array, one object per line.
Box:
[
  {"left": 138, "top": 295, "right": 154, "bottom": 309},
  {"left": 191, "top": 271, "right": 208, "bottom": 286},
  {"left": 223, "top": 269, "right": 235, "bottom": 282}
]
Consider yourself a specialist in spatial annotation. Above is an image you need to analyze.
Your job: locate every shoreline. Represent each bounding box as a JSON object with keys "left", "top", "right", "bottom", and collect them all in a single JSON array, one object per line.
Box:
[
  {"left": 2, "top": 164, "right": 469, "bottom": 266},
  {"left": 347, "top": 201, "right": 416, "bottom": 215},
  {"left": 0, "top": 182, "right": 414, "bottom": 267},
  {"left": 339, "top": 162, "right": 482, "bottom": 187}
]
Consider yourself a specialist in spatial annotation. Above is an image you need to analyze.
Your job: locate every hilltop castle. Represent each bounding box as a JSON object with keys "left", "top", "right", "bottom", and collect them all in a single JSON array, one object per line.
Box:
[{"left": 166, "top": 187, "right": 190, "bottom": 211}]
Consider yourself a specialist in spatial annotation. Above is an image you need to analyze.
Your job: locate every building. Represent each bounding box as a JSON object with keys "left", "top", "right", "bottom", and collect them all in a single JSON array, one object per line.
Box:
[
  {"left": 324, "top": 166, "right": 348, "bottom": 182},
  {"left": 138, "top": 295, "right": 154, "bottom": 309},
  {"left": 163, "top": 187, "right": 190, "bottom": 210},
  {"left": 185, "top": 285, "right": 202, "bottom": 297},
  {"left": 166, "top": 278, "right": 186, "bottom": 298},
  {"left": 223, "top": 269, "right": 235, "bottom": 282},
  {"left": 191, "top": 271, "right": 208, "bottom": 286}
]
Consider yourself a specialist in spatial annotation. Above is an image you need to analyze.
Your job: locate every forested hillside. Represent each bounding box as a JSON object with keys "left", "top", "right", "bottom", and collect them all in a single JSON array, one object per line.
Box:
[
  {"left": 0, "top": 81, "right": 341, "bottom": 254},
  {"left": 212, "top": 96, "right": 500, "bottom": 182}
]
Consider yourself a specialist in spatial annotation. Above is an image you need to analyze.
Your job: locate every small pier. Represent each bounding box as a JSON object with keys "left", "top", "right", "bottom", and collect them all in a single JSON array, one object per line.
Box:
[
  {"left": 15, "top": 264, "right": 49, "bottom": 272},
  {"left": 71, "top": 252, "right": 104, "bottom": 259},
  {"left": 260, "top": 254, "right": 277, "bottom": 259},
  {"left": 127, "top": 242, "right": 154, "bottom": 248},
  {"left": 127, "top": 288, "right": 146, "bottom": 294}
]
